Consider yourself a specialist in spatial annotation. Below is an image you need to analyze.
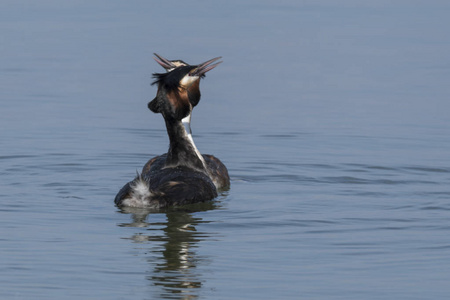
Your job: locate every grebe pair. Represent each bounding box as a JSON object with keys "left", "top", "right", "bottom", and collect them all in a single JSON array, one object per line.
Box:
[{"left": 115, "top": 54, "right": 230, "bottom": 208}]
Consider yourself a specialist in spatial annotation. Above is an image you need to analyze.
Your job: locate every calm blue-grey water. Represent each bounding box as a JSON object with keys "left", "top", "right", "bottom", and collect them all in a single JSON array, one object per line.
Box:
[{"left": 1, "top": 1, "right": 450, "bottom": 299}]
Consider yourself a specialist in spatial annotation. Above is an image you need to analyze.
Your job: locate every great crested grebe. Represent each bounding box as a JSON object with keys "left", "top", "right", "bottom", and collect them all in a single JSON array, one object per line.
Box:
[{"left": 115, "top": 56, "right": 230, "bottom": 208}]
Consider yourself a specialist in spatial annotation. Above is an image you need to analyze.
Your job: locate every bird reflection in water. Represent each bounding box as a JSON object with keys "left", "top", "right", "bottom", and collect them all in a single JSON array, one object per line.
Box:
[{"left": 118, "top": 202, "right": 218, "bottom": 299}]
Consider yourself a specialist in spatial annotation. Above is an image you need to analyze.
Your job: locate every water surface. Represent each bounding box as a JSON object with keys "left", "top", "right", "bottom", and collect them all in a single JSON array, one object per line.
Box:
[{"left": 1, "top": 1, "right": 450, "bottom": 299}]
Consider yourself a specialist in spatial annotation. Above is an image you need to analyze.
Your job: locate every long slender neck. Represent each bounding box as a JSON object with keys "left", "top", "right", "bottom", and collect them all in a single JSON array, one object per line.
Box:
[{"left": 164, "top": 116, "right": 206, "bottom": 171}]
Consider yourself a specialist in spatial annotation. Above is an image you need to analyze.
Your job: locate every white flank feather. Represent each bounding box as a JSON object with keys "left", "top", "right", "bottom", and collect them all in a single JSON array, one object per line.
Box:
[{"left": 121, "top": 175, "right": 156, "bottom": 208}]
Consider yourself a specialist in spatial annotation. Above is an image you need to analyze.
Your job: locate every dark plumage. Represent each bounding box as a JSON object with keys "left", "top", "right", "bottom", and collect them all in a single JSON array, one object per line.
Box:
[
  {"left": 115, "top": 55, "right": 229, "bottom": 209},
  {"left": 151, "top": 66, "right": 196, "bottom": 90}
]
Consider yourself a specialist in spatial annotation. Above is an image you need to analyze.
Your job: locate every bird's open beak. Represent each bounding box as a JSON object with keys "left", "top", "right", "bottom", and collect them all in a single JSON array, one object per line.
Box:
[
  {"left": 153, "top": 53, "right": 176, "bottom": 70},
  {"left": 190, "top": 56, "right": 222, "bottom": 77}
]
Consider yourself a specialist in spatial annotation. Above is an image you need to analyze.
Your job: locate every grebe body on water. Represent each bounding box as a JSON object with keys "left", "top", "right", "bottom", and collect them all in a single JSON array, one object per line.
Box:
[{"left": 115, "top": 56, "right": 230, "bottom": 208}]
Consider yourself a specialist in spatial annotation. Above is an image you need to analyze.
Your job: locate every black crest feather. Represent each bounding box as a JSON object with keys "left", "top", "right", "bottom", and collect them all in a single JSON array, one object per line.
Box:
[
  {"left": 151, "top": 66, "right": 196, "bottom": 90},
  {"left": 151, "top": 72, "right": 178, "bottom": 89}
]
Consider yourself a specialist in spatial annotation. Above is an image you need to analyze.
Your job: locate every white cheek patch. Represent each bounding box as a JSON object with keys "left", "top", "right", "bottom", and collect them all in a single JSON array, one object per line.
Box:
[{"left": 180, "top": 74, "right": 199, "bottom": 87}]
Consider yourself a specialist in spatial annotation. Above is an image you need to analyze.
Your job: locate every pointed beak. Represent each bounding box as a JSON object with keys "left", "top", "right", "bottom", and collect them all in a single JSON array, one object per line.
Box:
[
  {"left": 190, "top": 56, "right": 222, "bottom": 77},
  {"left": 153, "top": 53, "right": 176, "bottom": 70}
]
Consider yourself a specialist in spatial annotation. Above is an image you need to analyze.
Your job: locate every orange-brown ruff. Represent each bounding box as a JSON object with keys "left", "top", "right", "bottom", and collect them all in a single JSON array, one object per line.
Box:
[{"left": 115, "top": 56, "right": 229, "bottom": 208}]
